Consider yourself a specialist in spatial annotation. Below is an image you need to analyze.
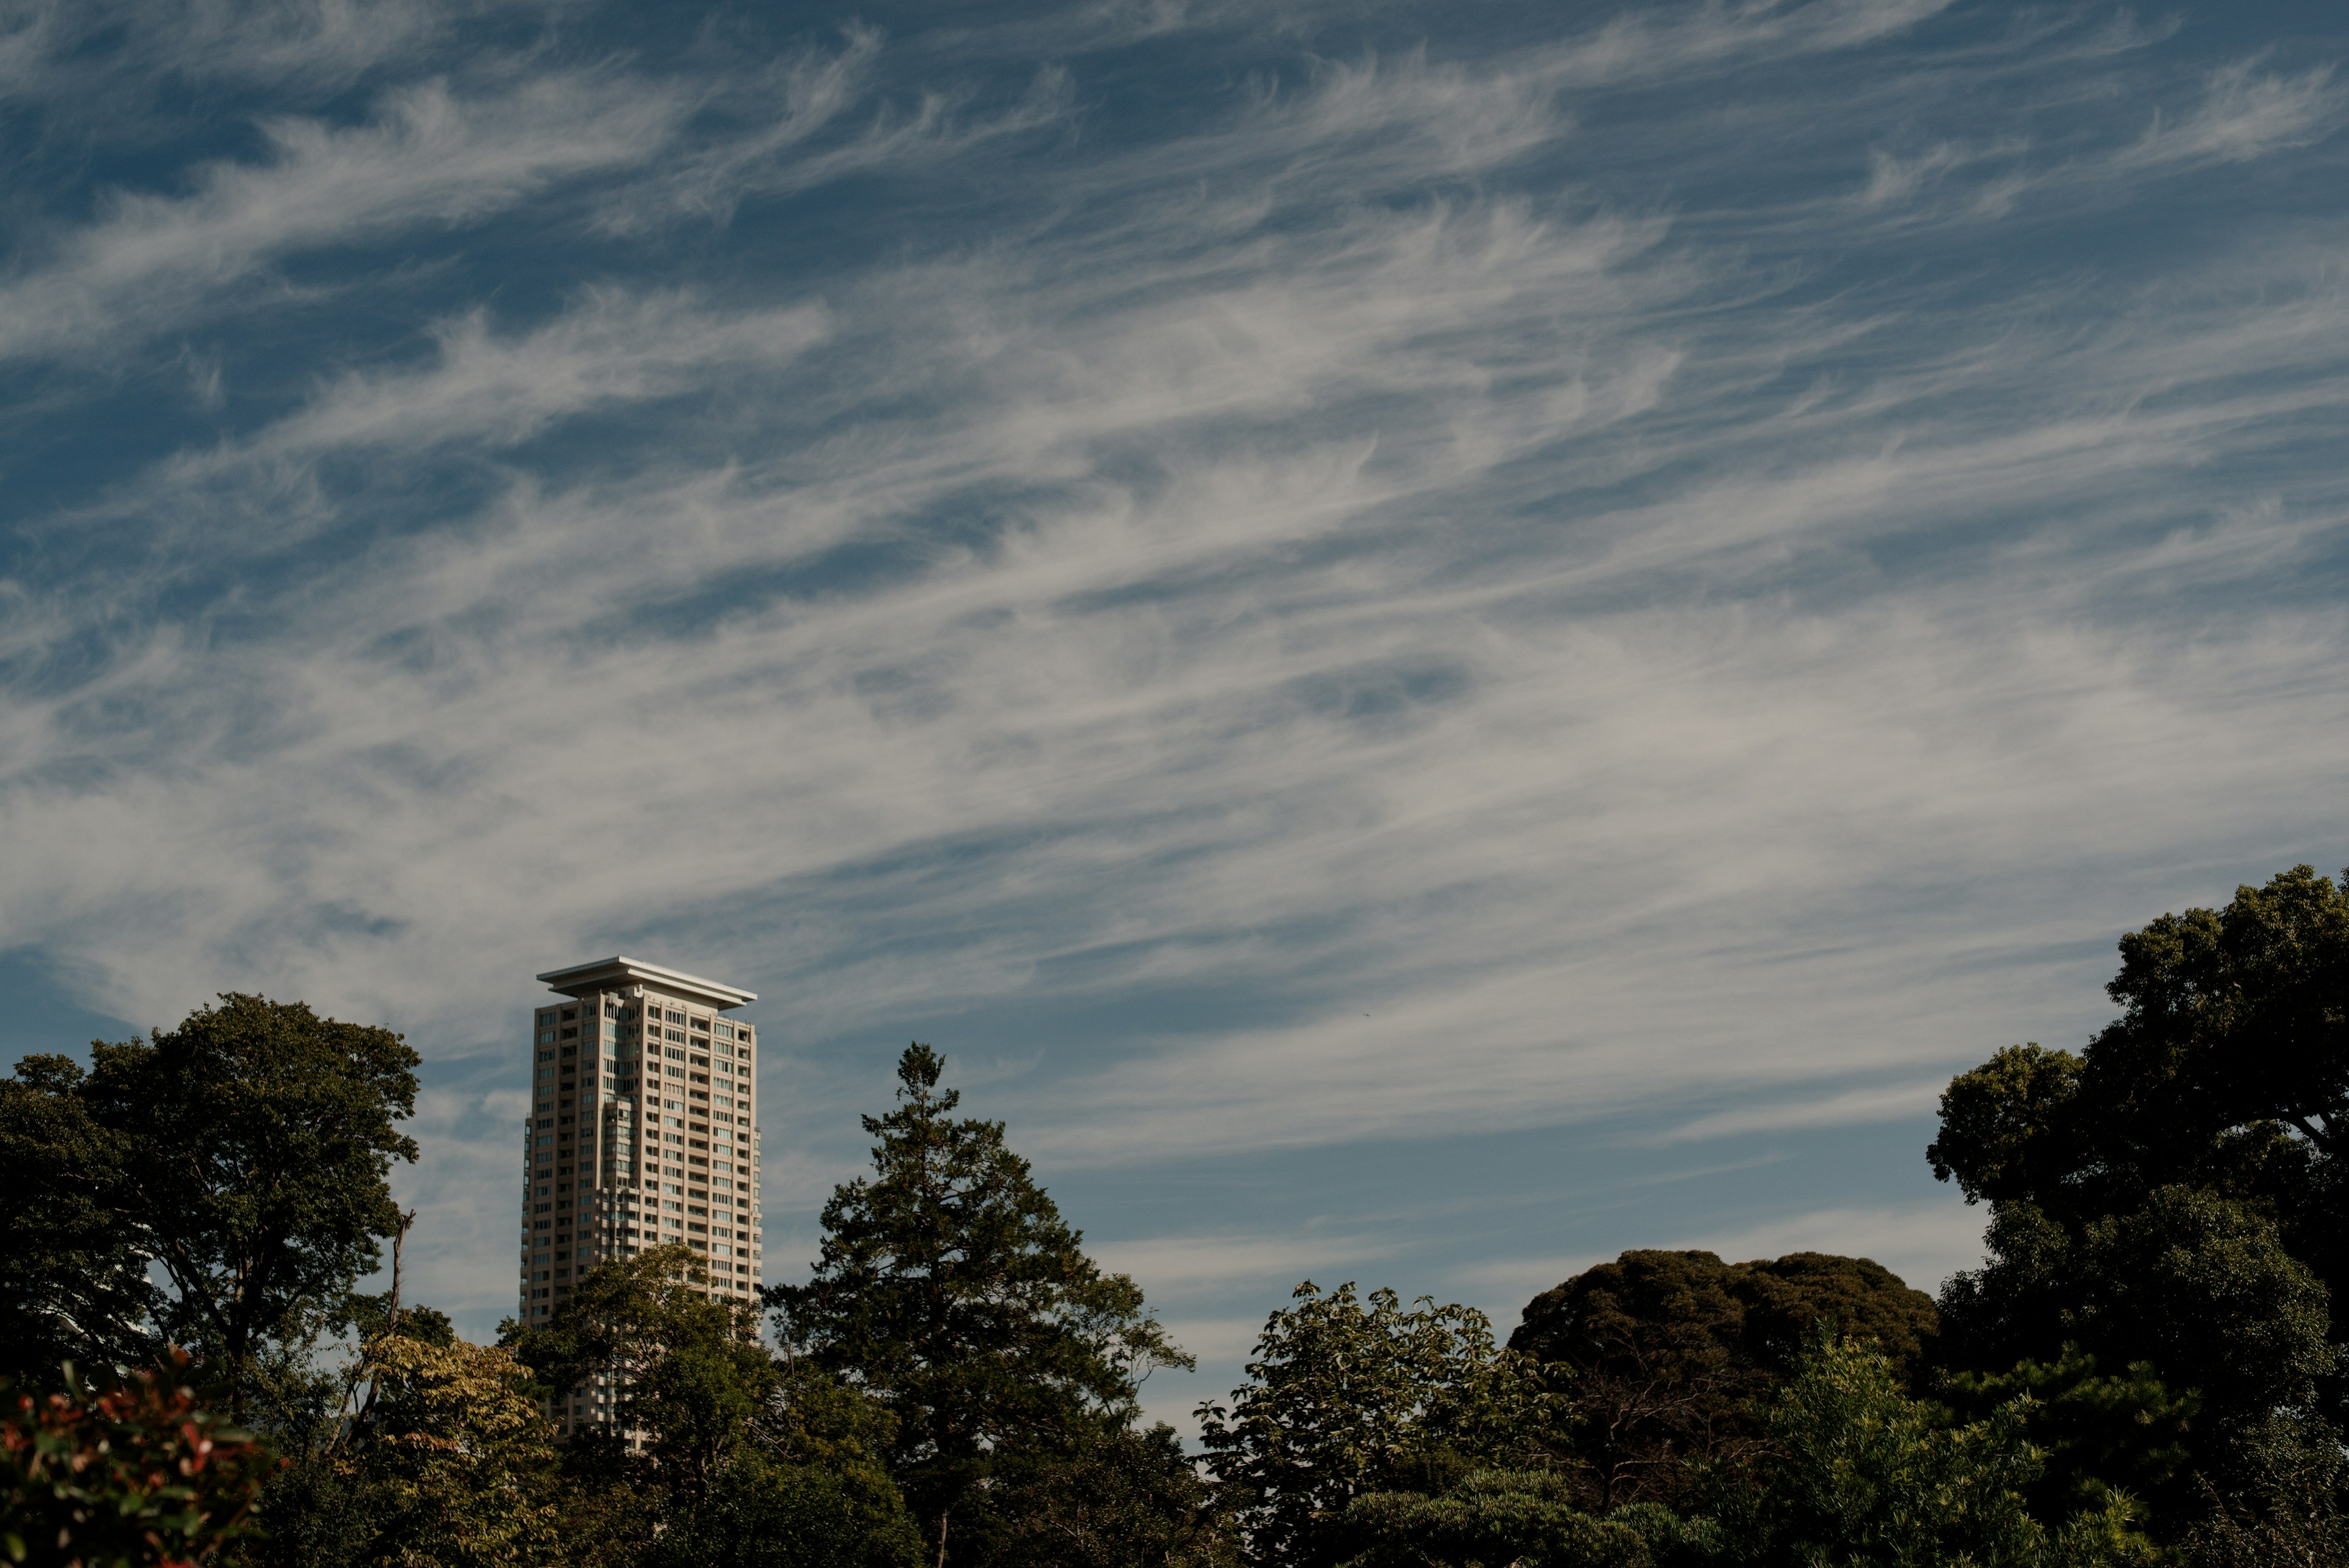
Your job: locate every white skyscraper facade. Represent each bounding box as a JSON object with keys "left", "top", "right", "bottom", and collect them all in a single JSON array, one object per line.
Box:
[{"left": 519, "top": 956, "right": 764, "bottom": 1437}]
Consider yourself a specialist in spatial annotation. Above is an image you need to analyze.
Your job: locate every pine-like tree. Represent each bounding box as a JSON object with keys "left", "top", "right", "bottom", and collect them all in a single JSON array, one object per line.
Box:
[{"left": 771, "top": 1044, "right": 1190, "bottom": 1566}]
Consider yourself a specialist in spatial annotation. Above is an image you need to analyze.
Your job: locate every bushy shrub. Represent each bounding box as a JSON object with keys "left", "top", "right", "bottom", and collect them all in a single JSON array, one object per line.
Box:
[{"left": 1, "top": 1351, "right": 270, "bottom": 1567}]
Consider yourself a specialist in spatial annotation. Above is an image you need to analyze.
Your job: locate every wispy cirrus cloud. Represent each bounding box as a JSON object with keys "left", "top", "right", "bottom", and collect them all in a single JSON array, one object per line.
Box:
[
  {"left": 596, "top": 40, "right": 1078, "bottom": 233},
  {"left": 1, "top": 0, "right": 2344, "bottom": 1360},
  {"left": 1845, "top": 52, "right": 2346, "bottom": 228},
  {"left": 2118, "top": 59, "right": 2345, "bottom": 171},
  {"left": 174, "top": 289, "right": 834, "bottom": 466},
  {"left": 1461, "top": 1200, "right": 1991, "bottom": 1309},
  {"left": 0, "top": 72, "right": 690, "bottom": 365},
  {"left": 0, "top": 0, "right": 461, "bottom": 100},
  {"left": 1658, "top": 1081, "right": 1949, "bottom": 1144}
]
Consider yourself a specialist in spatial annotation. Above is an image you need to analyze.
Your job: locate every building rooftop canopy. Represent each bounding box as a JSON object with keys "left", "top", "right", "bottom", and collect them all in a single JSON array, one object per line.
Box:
[{"left": 535, "top": 954, "right": 757, "bottom": 1011}]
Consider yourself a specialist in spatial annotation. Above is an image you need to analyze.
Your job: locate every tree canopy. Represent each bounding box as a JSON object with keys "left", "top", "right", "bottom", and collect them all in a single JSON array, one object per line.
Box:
[
  {"left": 4, "top": 869, "right": 2343, "bottom": 1568},
  {"left": 509, "top": 1242, "right": 773, "bottom": 1509},
  {"left": 1, "top": 994, "right": 420, "bottom": 1416},
  {"left": 1198, "top": 1280, "right": 1567, "bottom": 1567},
  {"left": 1927, "top": 864, "right": 2346, "bottom": 1378},
  {"left": 1507, "top": 1249, "right": 1937, "bottom": 1509},
  {"left": 1713, "top": 1328, "right": 2148, "bottom": 1568},
  {"left": 0, "top": 1055, "right": 154, "bottom": 1381},
  {"left": 773, "top": 1043, "right": 1193, "bottom": 1567},
  {"left": 1926, "top": 864, "right": 2348, "bottom": 1545}
]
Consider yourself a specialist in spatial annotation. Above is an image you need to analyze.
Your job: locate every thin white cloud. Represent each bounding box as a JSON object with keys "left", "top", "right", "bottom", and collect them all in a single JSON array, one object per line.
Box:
[
  {"left": 0, "top": 0, "right": 459, "bottom": 98},
  {"left": 1657, "top": 1080, "right": 1948, "bottom": 1144},
  {"left": 2118, "top": 59, "right": 2345, "bottom": 170},
  {"left": 0, "top": 0, "right": 2344, "bottom": 1347},
  {"left": 1461, "top": 1199, "right": 1989, "bottom": 1310},
  {"left": 1838, "top": 53, "right": 2346, "bottom": 229},
  {"left": 1676, "top": 1202, "right": 1990, "bottom": 1296},
  {"left": 173, "top": 289, "right": 833, "bottom": 467},
  {"left": 1088, "top": 1230, "right": 1409, "bottom": 1301},
  {"left": 598, "top": 46, "right": 1077, "bottom": 232},
  {"left": 0, "top": 72, "right": 690, "bottom": 364},
  {"left": 12, "top": 174, "right": 2349, "bottom": 1156}
]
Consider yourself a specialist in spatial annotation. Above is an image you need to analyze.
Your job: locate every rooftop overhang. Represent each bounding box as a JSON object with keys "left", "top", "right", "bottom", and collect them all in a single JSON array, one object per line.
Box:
[{"left": 535, "top": 955, "right": 757, "bottom": 1011}]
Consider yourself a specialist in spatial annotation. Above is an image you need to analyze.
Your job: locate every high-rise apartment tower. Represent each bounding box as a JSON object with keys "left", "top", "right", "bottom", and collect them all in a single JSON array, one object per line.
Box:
[{"left": 521, "top": 956, "right": 764, "bottom": 1437}]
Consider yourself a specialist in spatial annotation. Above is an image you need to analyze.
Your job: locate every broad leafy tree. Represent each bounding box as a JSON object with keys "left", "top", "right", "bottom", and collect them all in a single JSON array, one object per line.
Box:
[
  {"left": 509, "top": 1243, "right": 772, "bottom": 1509},
  {"left": 1928, "top": 868, "right": 2346, "bottom": 1389},
  {"left": 986, "top": 1422, "right": 1238, "bottom": 1568},
  {"left": 0, "top": 1055, "right": 154, "bottom": 1380},
  {"left": 1927, "top": 867, "right": 2349, "bottom": 1548},
  {"left": 647, "top": 1444, "right": 919, "bottom": 1568},
  {"left": 773, "top": 1044, "right": 1192, "bottom": 1568},
  {"left": 1939, "top": 1343, "right": 2198, "bottom": 1529},
  {"left": 1939, "top": 1186, "right": 2331, "bottom": 1430},
  {"left": 1715, "top": 1329, "right": 2150, "bottom": 1568},
  {"left": 1508, "top": 1249, "right": 1937, "bottom": 1509},
  {"left": 70, "top": 994, "right": 420, "bottom": 1416},
  {"left": 510, "top": 1244, "right": 924, "bottom": 1568},
  {"left": 2181, "top": 1413, "right": 2349, "bottom": 1568},
  {"left": 754, "top": 1362, "right": 927, "bottom": 1568},
  {"left": 1198, "top": 1280, "right": 1566, "bottom": 1568},
  {"left": 338, "top": 1332, "right": 563, "bottom": 1568}
]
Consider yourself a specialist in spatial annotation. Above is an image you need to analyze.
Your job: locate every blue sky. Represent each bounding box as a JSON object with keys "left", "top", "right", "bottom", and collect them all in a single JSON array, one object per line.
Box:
[{"left": 3, "top": 0, "right": 2347, "bottom": 1433}]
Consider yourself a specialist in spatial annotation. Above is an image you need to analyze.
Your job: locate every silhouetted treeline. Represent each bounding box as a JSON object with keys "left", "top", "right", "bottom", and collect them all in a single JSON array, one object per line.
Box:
[{"left": 5, "top": 865, "right": 2345, "bottom": 1565}]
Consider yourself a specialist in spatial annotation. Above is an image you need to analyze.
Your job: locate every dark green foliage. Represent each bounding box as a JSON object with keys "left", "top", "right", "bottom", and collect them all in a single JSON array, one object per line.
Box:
[
  {"left": 2096, "top": 864, "right": 2347, "bottom": 1178},
  {"left": 0, "top": 1054, "right": 155, "bottom": 1384},
  {"left": 987, "top": 1422, "right": 1239, "bottom": 1568},
  {"left": 508, "top": 1242, "right": 774, "bottom": 1509},
  {"left": 1927, "top": 1043, "right": 2093, "bottom": 1211},
  {"left": 1928, "top": 867, "right": 2348, "bottom": 1410},
  {"left": 1200, "top": 1281, "right": 1568, "bottom": 1568},
  {"left": 1, "top": 1350, "right": 274, "bottom": 1567},
  {"left": 1508, "top": 1249, "right": 1936, "bottom": 1509},
  {"left": 773, "top": 1044, "right": 1191, "bottom": 1566},
  {"left": 1607, "top": 1503, "right": 1724, "bottom": 1567},
  {"left": 1939, "top": 1344, "right": 2198, "bottom": 1525},
  {"left": 1513, "top": 1249, "right": 1937, "bottom": 1383},
  {"left": 2183, "top": 1413, "right": 2349, "bottom": 1567},
  {"left": 226, "top": 1353, "right": 371, "bottom": 1568},
  {"left": 349, "top": 1292, "right": 455, "bottom": 1349},
  {"left": 1715, "top": 1328, "right": 2150, "bottom": 1568},
  {"left": 232, "top": 1447, "right": 369, "bottom": 1568},
  {"left": 1940, "top": 1187, "right": 2332, "bottom": 1431},
  {"left": 648, "top": 1447, "right": 920, "bottom": 1568},
  {"left": 1733, "top": 1254, "right": 1939, "bottom": 1377},
  {"left": 2073, "top": 1189, "right": 2329, "bottom": 1419},
  {"left": 61, "top": 995, "right": 421, "bottom": 1418},
  {"left": 1928, "top": 866, "right": 2349, "bottom": 1551},
  {"left": 636, "top": 1324, "right": 779, "bottom": 1506},
  {"left": 1332, "top": 1470, "right": 1715, "bottom": 1568},
  {"left": 759, "top": 1363, "right": 925, "bottom": 1568}
]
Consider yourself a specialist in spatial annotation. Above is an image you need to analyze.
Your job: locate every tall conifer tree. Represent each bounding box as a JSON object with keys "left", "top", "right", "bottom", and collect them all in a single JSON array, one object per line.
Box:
[{"left": 772, "top": 1044, "right": 1189, "bottom": 1566}]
